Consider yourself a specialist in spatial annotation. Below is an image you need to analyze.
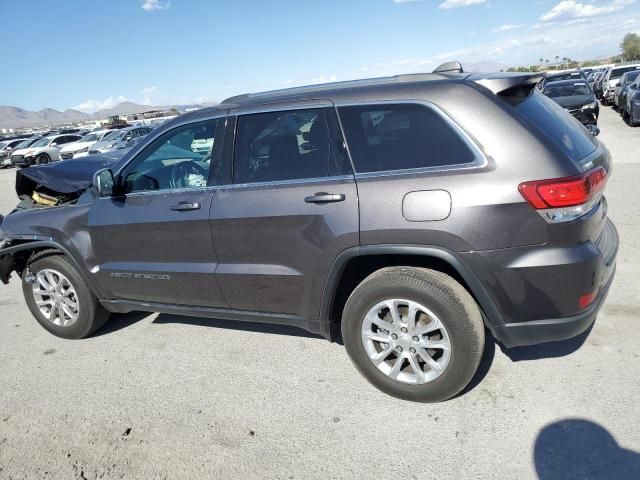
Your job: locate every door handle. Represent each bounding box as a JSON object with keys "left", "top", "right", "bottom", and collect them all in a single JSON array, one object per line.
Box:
[
  {"left": 304, "top": 192, "right": 346, "bottom": 204},
  {"left": 171, "top": 201, "right": 201, "bottom": 211}
]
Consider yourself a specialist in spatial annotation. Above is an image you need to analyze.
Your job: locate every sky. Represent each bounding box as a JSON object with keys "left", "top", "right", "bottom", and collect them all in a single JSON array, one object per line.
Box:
[{"left": 0, "top": 0, "right": 638, "bottom": 112}]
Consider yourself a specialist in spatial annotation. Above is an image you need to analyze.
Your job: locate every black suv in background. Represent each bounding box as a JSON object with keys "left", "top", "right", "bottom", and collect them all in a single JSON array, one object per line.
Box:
[{"left": 0, "top": 64, "right": 618, "bottom": 402}]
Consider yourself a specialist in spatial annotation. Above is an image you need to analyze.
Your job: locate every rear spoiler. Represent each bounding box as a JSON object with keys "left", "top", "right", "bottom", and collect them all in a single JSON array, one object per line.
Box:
[
  {"left": 466, "top": 72, "right": 543, "bottom": 95},
  {"left": 433, "top": 61, "right": 543, "bottom": 95}
]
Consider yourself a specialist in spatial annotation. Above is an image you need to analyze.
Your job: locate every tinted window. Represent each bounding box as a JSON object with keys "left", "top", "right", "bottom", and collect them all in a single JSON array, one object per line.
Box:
[
  {"left": 234, "top": 108, "right": 333, "bottom": 183},
  {"left": 338, "top": 103, "right": 476, "bottom": 173},
  {"left": 512, "top": 92, "right": 597, "bottom": 162},
  {"left": 121, "top": 119, "right": 218, "bottom": 193}
]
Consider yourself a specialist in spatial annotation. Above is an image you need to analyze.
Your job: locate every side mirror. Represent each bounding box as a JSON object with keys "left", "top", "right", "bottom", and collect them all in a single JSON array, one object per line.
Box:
[
  {"left": 93, "top": 168, "right": 115, "bottom": 196},
  {"left": 585, "top": 124, "right": 600, "bottom": 137}
]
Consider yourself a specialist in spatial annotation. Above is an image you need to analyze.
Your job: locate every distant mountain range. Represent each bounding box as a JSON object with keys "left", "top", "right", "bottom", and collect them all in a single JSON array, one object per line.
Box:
[{"left": 0, "top": 101, "right": 217, "bottom": 129}]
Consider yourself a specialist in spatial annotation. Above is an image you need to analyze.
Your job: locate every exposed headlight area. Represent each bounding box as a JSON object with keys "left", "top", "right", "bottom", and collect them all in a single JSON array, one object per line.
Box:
[{"left": 582, "top": 101, "right": 598, "bottom": 111}]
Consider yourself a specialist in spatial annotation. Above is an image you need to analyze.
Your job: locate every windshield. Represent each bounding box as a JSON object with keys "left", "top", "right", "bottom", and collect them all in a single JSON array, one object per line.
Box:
[
  {"left": 611, "top": 66, "right": 640, "bottom": 80},
  {"left": 79, "top": 133, "right": 99, "bottom": 143},
  {"left": 544, "top": 83, "right": 592, "bottom": 97},
  {"left": 102, "top": 130, "right": 124, "bottom": 141},
  {"left": 546, "top": 72, "right": 583, "bottom": 83},
  {"left": 31, "top": 137, "right": 52, "bottom": 147},
  {"left": 15, "top": 138, "right": 36, "bottom": 149}
]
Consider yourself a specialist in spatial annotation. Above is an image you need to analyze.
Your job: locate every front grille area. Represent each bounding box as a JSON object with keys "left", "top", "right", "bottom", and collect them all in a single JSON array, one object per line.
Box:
[{"left": 11, "top": 155, "right": 24, "bottom": 162}]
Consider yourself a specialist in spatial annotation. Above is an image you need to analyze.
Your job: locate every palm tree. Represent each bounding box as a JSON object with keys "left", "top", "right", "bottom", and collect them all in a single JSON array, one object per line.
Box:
[
  {"left": 562, "top": 57, "right": 568, "bottom": 67},
  {"left": 539, "top": 57, "right": 544, "bottom": 67}
]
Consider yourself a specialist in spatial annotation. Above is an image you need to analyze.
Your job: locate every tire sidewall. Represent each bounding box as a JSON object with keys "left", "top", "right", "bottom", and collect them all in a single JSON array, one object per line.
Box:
[
  {"left": 22, "top": 255, "right": 97, "bottom": 339},
  {"left": 342, "top": 272, "right": 483, "bottom": 402}
]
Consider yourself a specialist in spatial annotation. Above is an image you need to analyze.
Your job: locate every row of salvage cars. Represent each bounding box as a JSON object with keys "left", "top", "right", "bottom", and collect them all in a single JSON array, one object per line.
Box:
[{"left": 0, "top": 125, "right": 155, "bottom": 169}]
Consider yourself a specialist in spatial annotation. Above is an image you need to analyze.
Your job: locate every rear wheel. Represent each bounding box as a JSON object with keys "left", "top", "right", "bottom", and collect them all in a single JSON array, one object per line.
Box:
[
  {"left": 22, "top": 252, "right": 109, "bottom": 339},
  {"left": 341, "top": 267, "right": 484, "bottom": 402}
]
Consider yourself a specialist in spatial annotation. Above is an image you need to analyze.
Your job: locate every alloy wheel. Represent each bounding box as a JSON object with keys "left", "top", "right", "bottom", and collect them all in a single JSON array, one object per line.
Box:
[
  {"left": 31, "top": 269, "right": 80, "bottom": 327},
  {"left": 361, "top": 299, "right": 452, "bottom": 384}
]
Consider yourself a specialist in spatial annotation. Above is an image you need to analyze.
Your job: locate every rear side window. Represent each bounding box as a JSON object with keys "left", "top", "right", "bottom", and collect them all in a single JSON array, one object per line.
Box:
[
  {"left": 234, "top": 108, "right": 334, "bottom": 183},
  {"left": 512, "top": 92, "right": 596, "bottom": 162},
  {"left": 338, "top": 103, "right": 476, "bottom": 174}
]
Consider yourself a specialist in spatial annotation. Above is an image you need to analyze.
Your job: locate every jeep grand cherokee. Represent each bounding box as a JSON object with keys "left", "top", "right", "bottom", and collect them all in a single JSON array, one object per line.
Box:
[{"left": 0, "top": 63, "right": 618, "bottom": 402}]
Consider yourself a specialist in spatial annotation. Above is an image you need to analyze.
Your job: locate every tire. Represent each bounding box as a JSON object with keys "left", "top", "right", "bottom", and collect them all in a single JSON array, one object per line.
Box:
[
  {"left": 35, "top": 153, "right": 51, "bottom": 165},
  {"left": 341, "top": 267, "right": 485, "bottom": 402},
  {"left": 630, "top": 109, "right": 639, "bottom": 127},
  {"left": 22, "top": 251, "right": 110, "bottom": 339}
]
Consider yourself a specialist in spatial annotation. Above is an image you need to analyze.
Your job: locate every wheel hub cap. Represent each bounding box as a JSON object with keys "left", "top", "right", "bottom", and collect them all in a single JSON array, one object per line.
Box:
[
  {"left": 361, "top": 299, "right": 452, "bottom": 384},
  {"left": 31, "top": 269, "right": 80, "bottom": 327}
]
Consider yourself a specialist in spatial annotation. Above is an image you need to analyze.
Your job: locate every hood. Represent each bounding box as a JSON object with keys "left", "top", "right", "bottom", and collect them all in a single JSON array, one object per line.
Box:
[
  {"left": 550, "top": 94, "right": 595, "bottom": 109},
  {"left": 15, "top": 149, "right": 129, "bottom": 196},
  {"left": 59, "top": 141, "right": 94, "bottom": 153}
]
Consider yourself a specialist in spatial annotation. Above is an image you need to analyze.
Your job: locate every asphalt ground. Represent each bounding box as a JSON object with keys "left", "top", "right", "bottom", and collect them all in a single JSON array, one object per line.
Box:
[{"left": 0, "top": 105, "right": 639, "bottom": 479}]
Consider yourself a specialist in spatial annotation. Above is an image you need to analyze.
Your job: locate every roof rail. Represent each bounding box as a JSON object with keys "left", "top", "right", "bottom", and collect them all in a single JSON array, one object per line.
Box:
[{"left": 221, "top": 72, "right": 459, "bottom": 104}]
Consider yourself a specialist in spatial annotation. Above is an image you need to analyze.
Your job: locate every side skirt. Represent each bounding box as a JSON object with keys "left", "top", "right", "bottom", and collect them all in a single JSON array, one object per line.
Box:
[{"left": 100, "top": 299, "right": 329, "bottom": 339}]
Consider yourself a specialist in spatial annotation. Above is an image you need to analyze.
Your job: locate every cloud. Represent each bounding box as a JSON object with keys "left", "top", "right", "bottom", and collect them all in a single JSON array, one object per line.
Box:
[
  {"left": 491, "top": 24, "right": 525, "bottom": 33},
  {"left": 141, "top": 0, "right": 170, "bottom": 12},
  {"left": 72, "top": 95, "right": 130, "bottom": 113},
  {"left": 540, "top": 0, "right": 635, "bottom": 21},
  {"left": 141, "top": 86, "right": 158, "bottom": 105},
  {"left": 439, "top": 0, "right": 487, "bottom": 9}
]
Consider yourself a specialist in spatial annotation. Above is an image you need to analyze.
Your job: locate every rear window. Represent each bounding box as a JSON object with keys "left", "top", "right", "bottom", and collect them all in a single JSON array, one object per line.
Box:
[
  {"left": 512, "top": 92, "right": 597, "bottom": 162},
  {"left": 338, "top": 103, "right": 477, "bottom": 173}
]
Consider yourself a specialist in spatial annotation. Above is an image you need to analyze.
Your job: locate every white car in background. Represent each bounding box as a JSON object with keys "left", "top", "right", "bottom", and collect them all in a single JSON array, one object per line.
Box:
[
  {"left": 10, "top": 134, "right": 82, "bottom": 167},
  {"left": 602, "top": 64, "right": 640, "bottom": 105},
  {"left": 59, "top": 130, "right": 112, "bottom": 159}
]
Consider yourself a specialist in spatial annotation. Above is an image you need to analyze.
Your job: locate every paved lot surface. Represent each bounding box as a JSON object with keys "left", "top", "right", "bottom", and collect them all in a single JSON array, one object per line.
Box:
[{"left": 1, "top": 107, "right": 639, "bottom": 479}]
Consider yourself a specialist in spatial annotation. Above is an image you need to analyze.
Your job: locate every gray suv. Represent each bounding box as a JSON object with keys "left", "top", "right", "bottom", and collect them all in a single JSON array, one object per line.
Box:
[{"left": 0, "top": 64, "right": 618, "bottom": 402}]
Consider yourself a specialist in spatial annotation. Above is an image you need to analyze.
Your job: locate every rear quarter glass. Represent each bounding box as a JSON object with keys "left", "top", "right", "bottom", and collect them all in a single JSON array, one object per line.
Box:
[{"left": 509, "top": 93, "right": 597, "bottom": 164}]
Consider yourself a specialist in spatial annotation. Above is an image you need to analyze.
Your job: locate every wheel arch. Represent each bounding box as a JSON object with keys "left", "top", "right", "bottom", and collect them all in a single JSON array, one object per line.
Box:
[
  {"left": 319, "top": 245, "right": 505, "bottom": 342},
  {"left": 0, "top": 240, "right": 105, "bottom": 298}
]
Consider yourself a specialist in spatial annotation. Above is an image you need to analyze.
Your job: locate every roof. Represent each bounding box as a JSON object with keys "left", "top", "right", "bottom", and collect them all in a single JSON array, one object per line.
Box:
[{"left": 219, "top": 70, "right": 543, "bottom": 108}]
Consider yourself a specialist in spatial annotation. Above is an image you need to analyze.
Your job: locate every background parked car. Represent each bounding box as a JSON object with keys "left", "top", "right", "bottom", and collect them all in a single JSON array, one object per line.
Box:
[
  {"left": 613, "top": 70, "right": 640, "bottom": 111},
  {"left": 59, "top": 130, "right": 113, "bottom": 159},
  {"left": 623, "top": 75, "right": 640, "bottom": 127},
  {"left": 538, "top": 69, "right": 586, "bottom": 90},
  {"left": 601, "top": 64, "right": 640, "bottom": 106},
  {"left": 10, "top": 134, "right": 82, "bottom": 167},
  {"left": 594, "top": 68, "right": 610, "bottom": 99},
  {"left": 0, "top": 138, "right": 29, "bottom": 168},
  {"left": 88, "top": 126, "right": 153, "bottom": 155},
  {"left": 541, "top": 79, "right": 599, "bottom": 125}
]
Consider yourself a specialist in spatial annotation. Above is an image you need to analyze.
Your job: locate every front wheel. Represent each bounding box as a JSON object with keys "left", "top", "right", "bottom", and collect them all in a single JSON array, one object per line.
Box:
[
  {"left": 341, "top": 267, "right": 485, "bottom": 402},
  {"left": 22, "top": 252, "right": 110, "bottom": 339},
  {"left": 35, "top": 153, "right": 51, "bottom": 165}
]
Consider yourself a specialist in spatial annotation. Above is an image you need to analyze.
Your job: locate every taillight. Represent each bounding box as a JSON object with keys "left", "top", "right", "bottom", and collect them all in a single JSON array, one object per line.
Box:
[{"left": 519, "top": 167, "right": 607, "bottom": 223}]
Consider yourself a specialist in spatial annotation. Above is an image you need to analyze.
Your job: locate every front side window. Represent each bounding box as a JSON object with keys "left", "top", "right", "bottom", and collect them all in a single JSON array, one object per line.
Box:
[
  {"left": 233, "top": 108, "right": 333, "bottom": 184},
  {"left": 120, "top": 119, "right": 218, "bottom": 193},
  {"left": 338, "top": 103, "right": 477, "bottom": 173}
]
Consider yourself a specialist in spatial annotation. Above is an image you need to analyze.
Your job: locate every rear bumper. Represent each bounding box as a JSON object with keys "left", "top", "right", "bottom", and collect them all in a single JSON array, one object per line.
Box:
[
  {"left": 494, "top": 262, "right": 615, "bottom": 347},
  {"left": 460, "top": 217, "right": 619, "bottom": 348}
]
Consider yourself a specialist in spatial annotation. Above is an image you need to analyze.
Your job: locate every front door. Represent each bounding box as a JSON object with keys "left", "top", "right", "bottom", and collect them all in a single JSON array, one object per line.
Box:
[
  {"left": 89, "top": 116, "right": 228, "bottom": 307},
  {"left": 211, "top": 106, "right": 359, "bottom": 321}
]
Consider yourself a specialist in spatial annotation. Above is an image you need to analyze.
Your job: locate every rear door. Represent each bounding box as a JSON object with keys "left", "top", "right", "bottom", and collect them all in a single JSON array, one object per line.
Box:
[
  {"left": 210, "top": 103, "right": 359, "bottom": 321},
  {"left": 89, "top": 114, "right": 228, "bottom": 307}
]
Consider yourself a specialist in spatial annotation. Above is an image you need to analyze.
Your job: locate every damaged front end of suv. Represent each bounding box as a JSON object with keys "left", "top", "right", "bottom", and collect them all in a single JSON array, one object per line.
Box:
[{"left": 0, "top": 150, "right": 127, "bottom": 285}]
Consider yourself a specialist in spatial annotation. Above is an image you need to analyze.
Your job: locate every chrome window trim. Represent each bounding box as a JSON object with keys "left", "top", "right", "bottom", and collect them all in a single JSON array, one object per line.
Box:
[
  {"left": 217, "top": 174, "right": 354, "bottom": 191},
  {"left": 333, "top": 99, "right": 488, "bottom": 178}
]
